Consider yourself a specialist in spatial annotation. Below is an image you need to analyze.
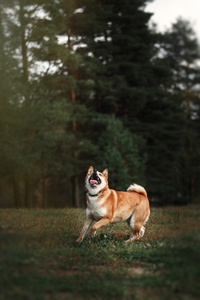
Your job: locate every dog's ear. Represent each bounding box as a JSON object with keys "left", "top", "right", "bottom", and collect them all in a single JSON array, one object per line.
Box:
[
  {"left": 102, "top": 169, "right": 108, "bottom": 178},
  {"left": 87, "top": 166, "right": 93, "bottom": 175}
]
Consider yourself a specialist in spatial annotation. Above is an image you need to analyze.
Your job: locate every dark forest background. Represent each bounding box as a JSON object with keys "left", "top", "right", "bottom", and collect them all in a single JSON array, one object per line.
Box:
[{"left": 0, "top": 0, "right": 200, "bottom": 208}]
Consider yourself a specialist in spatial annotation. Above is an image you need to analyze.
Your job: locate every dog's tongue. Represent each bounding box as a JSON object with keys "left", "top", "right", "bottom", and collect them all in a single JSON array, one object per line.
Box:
[{"left": 90, "top": 179, "right": 98, "bottom": 185}]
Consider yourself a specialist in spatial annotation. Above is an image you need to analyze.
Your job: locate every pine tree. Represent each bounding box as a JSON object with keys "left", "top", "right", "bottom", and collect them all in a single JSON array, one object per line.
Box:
[
  {"left": 161, "top": 18, "right": 200, "bottom": 200},
  {"left": 67, "top": 0, "right": 151, "bottom": 190},
  {"left": 2, "top": 1, "right": 198, "bottom": 207},
  {"left": 0, "top": 0, "right": 78, "bottom": 207},
  {"left": 0, "top": 0, "right": 25, "bottom": 207},
  {"left": 72, "top": 0, "right": 184, "bottom": 203},
  {"left": 95, "top": 117, "right": 146, "bottom": 190},
  {"left": 34, "top": 0, "right": 98, "bottom": 207}
]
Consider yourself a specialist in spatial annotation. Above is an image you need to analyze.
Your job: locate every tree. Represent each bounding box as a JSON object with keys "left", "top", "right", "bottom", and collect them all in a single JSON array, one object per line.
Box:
[
  {"left": 67, "top": 0, "right": 152, "bottom": 190},
  {"left": 74, "top": 0, "right": 188, "bottom": 204},
  {"left": 161, "top": 18, "right": 200, "bottom": 201},
  {"left": 95, "top": 117, "right": 146, "bottom": 190},
  {"left": 0, "top": 0, "right": 25, "bottom": 207},
  {"left": 1, "top": 1, "right": 199, "bottom": 208},
  {"left": 38, "top": 0, "right": 98, "bottom": 207},
  {"left": 0, "top": 0, "right": 80, "bottom": 207}
]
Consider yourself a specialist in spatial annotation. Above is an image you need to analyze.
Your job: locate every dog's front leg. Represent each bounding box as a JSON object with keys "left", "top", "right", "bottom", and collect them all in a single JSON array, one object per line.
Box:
[
  {"left": 76, "top": 217, "right": 93, "bottom": 243},
  {"left": 91, "top": 217, "right": 110, "bottom": 237}
]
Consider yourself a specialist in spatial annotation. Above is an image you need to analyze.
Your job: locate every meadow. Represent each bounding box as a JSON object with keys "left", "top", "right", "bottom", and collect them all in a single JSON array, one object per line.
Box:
[{"left": 0, "top": 205, "right": 200, "bottom": 300}]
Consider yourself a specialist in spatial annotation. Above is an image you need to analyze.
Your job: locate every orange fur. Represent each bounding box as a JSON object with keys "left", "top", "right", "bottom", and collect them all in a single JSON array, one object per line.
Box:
[{"left": 76, "top": 166, "right": 150, "bottom": 243}]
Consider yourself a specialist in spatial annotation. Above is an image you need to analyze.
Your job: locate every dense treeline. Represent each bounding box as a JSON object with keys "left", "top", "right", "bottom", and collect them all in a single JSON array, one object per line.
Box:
[{"left": 0, "top": 0, "right": 200, "bottom": 208}]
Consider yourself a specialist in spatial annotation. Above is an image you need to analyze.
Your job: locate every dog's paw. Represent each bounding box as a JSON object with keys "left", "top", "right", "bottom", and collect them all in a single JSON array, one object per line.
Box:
[
  {"left": 139, "top": 226, "right": 146, "bottom": 237},
  {"left": 76, "top": 237, "right": 83, "bottom": 243},
  {"left": 91, "top": 229, "right": 96, "bottom": 238}
]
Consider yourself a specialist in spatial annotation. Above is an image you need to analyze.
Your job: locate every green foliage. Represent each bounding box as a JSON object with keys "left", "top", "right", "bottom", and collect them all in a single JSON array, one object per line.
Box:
[
  {"left": 95, "top": 117, "right": 146, "bottom": 190},
  {"left": 0, "top": 1, "right": 200, "bottom": 207},
  {"left": 160, "top": 18, "right": 200, "bottom": 201}
]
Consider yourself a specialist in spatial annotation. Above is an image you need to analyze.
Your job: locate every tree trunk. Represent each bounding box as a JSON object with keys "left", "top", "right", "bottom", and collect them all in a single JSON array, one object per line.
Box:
[
  {"left": 185, "top": 91, "right": 195, "bottom": 197},
  {"left": 19, "top": 0, "right": 29, "bottom": 85},
  {"left": 72, "top": 176, "right": 80, "bottom": 208},
  {"left": 71, "top": 92, "right": 80, "bottom": 207},
  {"left": 68, "top": 27, "right": 80, "bottom": 207},
  {"left": 42, "top": 177, "right": 46, "bottom": 208},
  {"left": 19, "top": 0, "right": 33, "bottom": 208},
  {"left": 0, "top": 5, "right": 5, "bottom": 71},
  {"left": 12, "top": 175, "right": 21, "bottom": 208},
  {"left": 24, "top": 172, "right": 30, "bottom": 207}
]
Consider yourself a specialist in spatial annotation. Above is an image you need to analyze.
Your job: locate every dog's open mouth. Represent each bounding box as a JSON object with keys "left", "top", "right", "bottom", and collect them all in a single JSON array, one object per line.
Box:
[{"left": 89, "top": 172, "right": 101, "bottom": 185}]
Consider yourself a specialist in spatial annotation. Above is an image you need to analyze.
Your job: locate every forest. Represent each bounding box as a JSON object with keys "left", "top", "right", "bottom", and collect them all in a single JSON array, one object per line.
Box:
[{"left": 0, "top": 0, "right": 200, "bottom": 208}]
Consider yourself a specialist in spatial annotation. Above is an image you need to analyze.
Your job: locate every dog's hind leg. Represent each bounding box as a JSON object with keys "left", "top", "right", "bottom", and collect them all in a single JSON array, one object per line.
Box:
[{"left": 125, "top": 213, "right": 142, "bottom": 243}]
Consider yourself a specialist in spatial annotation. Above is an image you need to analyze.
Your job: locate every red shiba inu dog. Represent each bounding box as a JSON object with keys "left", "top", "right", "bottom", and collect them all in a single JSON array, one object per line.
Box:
[{"left": 76, "top": 166, "right": 150, "bottom": 243}]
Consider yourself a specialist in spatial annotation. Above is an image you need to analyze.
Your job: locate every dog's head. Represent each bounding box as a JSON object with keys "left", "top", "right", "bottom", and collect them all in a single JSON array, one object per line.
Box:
[{"left": 85, "top": 166, "right": 108, "bottom": 195}]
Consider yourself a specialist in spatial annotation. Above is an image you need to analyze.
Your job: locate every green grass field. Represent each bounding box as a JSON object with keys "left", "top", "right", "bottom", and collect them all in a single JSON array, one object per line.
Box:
[{"left": 0, "top": 205, "right": 200, "bottom": 299}]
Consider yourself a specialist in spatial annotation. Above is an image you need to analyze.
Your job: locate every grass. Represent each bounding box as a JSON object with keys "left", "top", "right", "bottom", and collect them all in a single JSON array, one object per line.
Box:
[{"left": 0, "top": 205, "right": 200, "bottom": 299}]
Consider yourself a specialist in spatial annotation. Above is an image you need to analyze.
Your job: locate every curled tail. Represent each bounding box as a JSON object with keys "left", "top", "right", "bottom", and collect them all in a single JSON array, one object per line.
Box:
[{"left": 127, "top": 183, "right": 147, "bottom": 197}]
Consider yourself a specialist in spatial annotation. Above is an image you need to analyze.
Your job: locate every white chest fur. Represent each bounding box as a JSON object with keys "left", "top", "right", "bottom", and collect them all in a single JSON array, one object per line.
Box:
[{"left": 87, "top": 194, "right": 107, "bottom": 221}]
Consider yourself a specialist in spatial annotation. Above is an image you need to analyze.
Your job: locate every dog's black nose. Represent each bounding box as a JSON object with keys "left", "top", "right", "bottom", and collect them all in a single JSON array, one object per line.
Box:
[{"left": 93, "top": 168, "right": 97, "bottom": 173}]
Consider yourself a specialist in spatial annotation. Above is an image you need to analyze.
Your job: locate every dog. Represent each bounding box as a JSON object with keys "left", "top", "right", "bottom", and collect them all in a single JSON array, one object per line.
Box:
[{"left": 76, "top": 166, "right": 150, "bottom": 243}]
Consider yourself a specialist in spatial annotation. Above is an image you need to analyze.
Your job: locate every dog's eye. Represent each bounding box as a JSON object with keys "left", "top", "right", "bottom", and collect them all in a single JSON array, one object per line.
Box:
[{"left": 99, "top": 174, "right": 102, "bottom": 177}]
